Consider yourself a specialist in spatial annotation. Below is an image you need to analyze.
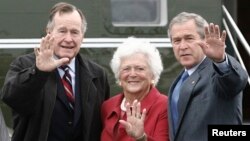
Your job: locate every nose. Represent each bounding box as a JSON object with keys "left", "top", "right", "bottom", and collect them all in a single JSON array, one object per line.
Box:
[
  {"left": 179, "top": 40, "right": 188, "bottom": 49},
  {"left": 64, "top": 33, "right": 73, "bottom": 42},
  {"left": 129, "top": 68, "right": 137, "bottom": 76}
]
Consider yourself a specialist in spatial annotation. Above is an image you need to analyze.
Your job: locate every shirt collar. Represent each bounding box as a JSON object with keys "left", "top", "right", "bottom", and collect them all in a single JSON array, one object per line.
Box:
[
  {"left": 185, "top": 56, "right": 206, "bottom": 76},
  {"left": 67, "top": 58, "right": 76, "bottom": 73},
  {"left": 55, "top": 55, "right": 76, "bottom": 73}
]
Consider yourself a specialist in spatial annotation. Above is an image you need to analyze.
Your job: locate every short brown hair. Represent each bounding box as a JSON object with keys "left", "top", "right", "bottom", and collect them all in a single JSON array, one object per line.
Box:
[{"left": 168, "top": 12, "right": 208, "bottom": 40}]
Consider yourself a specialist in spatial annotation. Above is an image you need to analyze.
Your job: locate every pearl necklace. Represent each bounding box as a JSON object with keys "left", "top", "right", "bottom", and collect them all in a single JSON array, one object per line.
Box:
[{"left": 120, "top": 98, "right": 127, "bottom": 112}]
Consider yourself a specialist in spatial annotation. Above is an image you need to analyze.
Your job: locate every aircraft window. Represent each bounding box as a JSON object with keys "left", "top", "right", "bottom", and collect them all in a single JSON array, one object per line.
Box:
[{"left": 110, "top": 0, "right": 167, "bottom": 27}]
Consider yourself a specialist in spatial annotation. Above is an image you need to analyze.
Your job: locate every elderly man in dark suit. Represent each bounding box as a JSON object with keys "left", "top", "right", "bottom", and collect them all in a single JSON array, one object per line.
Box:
[
  {"left": 0, "top": 2, "right": 110, "bottom": 141},
  {"left": 167, "top": 12, "right": 248, "bottom": 141}
]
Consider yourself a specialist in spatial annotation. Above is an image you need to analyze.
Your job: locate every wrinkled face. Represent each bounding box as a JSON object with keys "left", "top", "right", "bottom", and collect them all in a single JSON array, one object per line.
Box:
[
  {"left": 49, "top": 11, "right": 84, "bottom": 61},
  {"left": 170, "top": 20, "right": 205, "bottom": 69},
  {"left": 119, "top": 53, "right": 153, "bottom": 95}
]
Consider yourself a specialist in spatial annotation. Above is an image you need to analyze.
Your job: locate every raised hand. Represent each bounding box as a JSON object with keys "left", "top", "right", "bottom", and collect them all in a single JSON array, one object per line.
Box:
[
  {"left": 119, "top": 100, "right": 147, "bottom": 140},
  {"left": 200, "top": 23, "right": 227, "bottom": 62},
  {"left": 34, "top": 34, "right": 69, "bottom": 72}
]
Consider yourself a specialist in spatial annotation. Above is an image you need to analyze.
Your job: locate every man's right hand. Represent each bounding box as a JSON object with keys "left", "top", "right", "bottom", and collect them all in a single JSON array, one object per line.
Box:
[{"left": 34, "top": 34, "right": 69, "bottom": 72}]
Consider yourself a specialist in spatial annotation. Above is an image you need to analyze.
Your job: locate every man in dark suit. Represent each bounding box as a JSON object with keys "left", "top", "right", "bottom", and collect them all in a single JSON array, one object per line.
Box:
[
  {"left": 0, "top": 2, "right": 110, "bottom": 141},
  {"left": 167, "top": 12, "right": 248, "bottom": 141}
]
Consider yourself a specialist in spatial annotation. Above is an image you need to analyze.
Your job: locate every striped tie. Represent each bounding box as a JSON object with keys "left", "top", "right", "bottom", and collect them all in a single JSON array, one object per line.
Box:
[{"left": 60, "top": 66, "right": 74, "bottom": 109}]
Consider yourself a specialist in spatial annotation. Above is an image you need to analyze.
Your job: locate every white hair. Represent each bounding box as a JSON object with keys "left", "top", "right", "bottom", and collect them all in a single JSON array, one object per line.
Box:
[{"left": 110, "top": 37, "right": 163, "bottom": 86}]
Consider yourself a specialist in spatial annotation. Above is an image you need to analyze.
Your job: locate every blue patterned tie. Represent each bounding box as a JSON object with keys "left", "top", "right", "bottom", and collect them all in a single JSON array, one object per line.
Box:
[{"left": 171, "top": 71, "right": 189, "bottom": 133}]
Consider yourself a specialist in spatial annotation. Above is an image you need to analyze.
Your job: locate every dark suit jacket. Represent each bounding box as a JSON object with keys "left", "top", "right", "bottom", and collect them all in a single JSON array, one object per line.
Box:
[
  {"left": 168, "top": 55, "right": 248, "bottom": 141},
  {"left": 0, "top": 53, "right": 110, "bottom": 141}
]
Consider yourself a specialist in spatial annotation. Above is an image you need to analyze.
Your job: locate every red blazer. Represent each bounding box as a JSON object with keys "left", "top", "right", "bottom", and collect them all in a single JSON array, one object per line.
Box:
[{"left": 101, "top": 87, "right": 169, "bottom": 141}]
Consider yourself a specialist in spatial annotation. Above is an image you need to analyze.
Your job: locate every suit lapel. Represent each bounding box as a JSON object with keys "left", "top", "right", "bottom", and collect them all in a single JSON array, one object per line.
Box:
[
  {"left": 44, "top": 72, "right": 57, "bottom": 112},
  {"left": 174, "top": 58, "right": 210, "bottom": 137},
  {"left": 79, "top": 69, "right": 96, "bottom": 129},
  {"left": 74, "top": 58, "right": 85, "bottom": 126},
  {"left": 177, "top": 73, "right": 200, "bottom": 128},
  {"left": 41, "top": 72, "right": 57, "bottom": 138},
  {"left": 76, "top": 55, "right": 97, "bottom": 134}
]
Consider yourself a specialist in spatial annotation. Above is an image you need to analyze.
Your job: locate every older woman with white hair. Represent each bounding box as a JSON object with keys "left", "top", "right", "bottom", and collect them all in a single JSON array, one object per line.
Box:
[{"left": 101, "top": 37, "right": 169, "bottom": 141}]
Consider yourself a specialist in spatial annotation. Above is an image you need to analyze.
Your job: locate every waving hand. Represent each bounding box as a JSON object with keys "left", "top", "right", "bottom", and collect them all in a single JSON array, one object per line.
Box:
[
  {"left": 200, "top": 23, "right": 227, "bottom": 62},
  {"left": 34, "top": 34, "right": 69, "bottom": 72}
]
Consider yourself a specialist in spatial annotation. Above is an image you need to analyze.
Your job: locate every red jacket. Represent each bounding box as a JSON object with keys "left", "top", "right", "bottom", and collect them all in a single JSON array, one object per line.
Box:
[{"left": 101, "top": 87, "right": 169, "bottom": 141}]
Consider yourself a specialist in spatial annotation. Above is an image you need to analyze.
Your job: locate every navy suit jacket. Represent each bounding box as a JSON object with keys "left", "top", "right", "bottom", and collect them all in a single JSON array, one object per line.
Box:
[
  {"left": 168, "top": 55, "right": 248, "bottom": 141},
  {"left": 1, "top": 53, "right": 110, "bottom": 141}
]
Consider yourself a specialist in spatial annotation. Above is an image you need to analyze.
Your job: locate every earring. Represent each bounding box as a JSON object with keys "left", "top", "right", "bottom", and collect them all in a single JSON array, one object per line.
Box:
[{"left": 151, "top": 80, "right": 155, "bottom": 84}]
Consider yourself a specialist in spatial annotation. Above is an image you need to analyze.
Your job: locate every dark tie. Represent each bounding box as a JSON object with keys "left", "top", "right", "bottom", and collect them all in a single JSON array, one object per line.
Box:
[
  {"left": 171, "top": 71, "right": 189, "bottom": 133},
  {"left": 60, "top": 66, "right": 74, "bottom": 109}
]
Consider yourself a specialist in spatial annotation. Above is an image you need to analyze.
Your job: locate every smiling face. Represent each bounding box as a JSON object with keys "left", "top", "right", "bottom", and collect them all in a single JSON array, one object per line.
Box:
[
  {"left": 170, "top": 20, "right": 205, "bottom": 69},
  {"left": 119, "top": 53, "right": 154, "bottom": 96},
  {"left": 48, "top": 10, "right": 84, "bottom": 61}
]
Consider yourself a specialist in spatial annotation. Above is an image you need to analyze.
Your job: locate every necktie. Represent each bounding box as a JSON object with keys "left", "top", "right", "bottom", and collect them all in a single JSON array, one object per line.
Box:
[
  {"left": 60, "top": 66, "right": 74, "bottom": 109},
  {"left": 171, "top": 71, "right": 189, "bottom": 133}
]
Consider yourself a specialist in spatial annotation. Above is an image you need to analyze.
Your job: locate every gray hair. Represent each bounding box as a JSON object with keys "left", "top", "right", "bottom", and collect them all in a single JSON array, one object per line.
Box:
[
  {"left": 168, "top": 12, "right": 208, "bottom": 40},
  {"left": 110, "top": 37, "right": 163, "bottom": 86},
  {"left": 46, "top": 2, "right": 87, "bottom": 33}
]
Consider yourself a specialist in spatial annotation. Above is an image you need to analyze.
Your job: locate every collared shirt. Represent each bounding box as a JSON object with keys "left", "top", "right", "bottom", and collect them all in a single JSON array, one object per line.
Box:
[{"left": 57, "top": 57, "right": 76, "bottom": 96}]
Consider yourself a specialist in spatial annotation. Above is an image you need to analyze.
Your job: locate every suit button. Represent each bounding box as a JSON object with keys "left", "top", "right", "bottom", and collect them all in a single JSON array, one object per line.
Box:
[{"left": 68, "top": 121, "right": 73, "bottom": 126}]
